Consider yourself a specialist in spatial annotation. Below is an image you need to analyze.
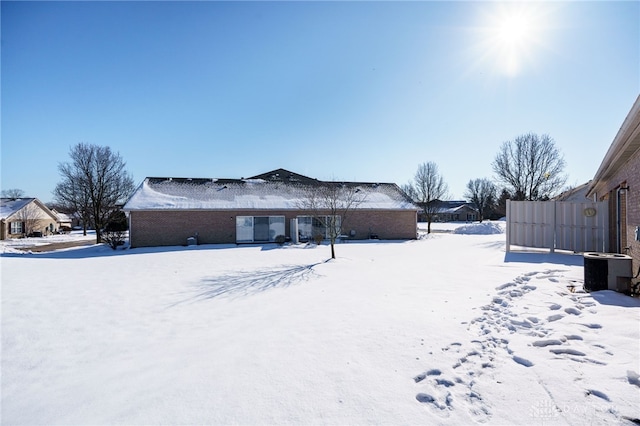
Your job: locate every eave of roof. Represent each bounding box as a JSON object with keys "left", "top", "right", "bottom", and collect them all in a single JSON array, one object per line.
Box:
[{"left": 587, "top": 95, "right": 640, "bottom": 198}]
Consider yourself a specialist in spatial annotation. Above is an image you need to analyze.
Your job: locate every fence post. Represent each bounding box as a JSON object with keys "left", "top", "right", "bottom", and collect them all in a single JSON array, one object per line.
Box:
[
  {"left": 506, "top": 199, "right": 511, "bottom": 253},
  {"left": 551, "top": 200, "right": 556, "bottom": 253}
]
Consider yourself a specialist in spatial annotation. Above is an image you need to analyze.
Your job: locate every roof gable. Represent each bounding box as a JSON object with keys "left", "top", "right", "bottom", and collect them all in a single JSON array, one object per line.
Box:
[
  {"left": 248, "top": 169, "right": 319, "bottom": 185},
  {"left": 0, "top": 198, "right": 35, "bottom": 219},
  {"left": 0, "top": 198, "right": 59, "bottom": 221}
]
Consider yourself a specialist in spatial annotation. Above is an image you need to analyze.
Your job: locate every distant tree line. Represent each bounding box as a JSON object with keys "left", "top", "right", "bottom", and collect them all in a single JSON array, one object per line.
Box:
[
  {"left": 1, "top": 188, "right": 26, "bottom": 199},
  {"left": 403, "top": 132, "right": 568, "bottom": 232}
]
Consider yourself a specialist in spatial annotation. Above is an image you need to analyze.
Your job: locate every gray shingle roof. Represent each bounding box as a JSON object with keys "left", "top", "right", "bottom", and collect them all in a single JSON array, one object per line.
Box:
[{"left": 124, "top": 169, "right": 418, "bottom": 211}]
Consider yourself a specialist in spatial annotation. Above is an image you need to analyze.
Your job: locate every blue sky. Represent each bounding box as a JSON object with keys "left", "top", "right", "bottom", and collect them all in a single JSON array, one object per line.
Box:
[{"left": 2, "top": 1, "right": 638, "bottom": 203}]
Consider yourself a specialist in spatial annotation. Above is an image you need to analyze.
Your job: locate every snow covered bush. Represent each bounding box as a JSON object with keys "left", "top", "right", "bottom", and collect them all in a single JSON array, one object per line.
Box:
[{"left": 102, "top": 230, "right": 126, "bottom": 250}]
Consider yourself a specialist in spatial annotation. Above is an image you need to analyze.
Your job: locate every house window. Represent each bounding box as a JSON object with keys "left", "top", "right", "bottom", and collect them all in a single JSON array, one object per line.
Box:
[
  {"left": 297, "top": 215, "right": 341, "bottom": 241},
  {"left": 235, "top": 216, "right": 285, "bottom": 243},
  {"left": 10, "top": 222, "right": 23, "bottom": 234},
  {"left": 236, "top": 217, "right": 253, "bottom": 243}
]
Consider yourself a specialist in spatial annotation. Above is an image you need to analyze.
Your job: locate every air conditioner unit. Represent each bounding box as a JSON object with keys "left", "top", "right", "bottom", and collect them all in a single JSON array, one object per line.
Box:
[{"left": 583, "top": 252, "right": 633, "bottom": 292}]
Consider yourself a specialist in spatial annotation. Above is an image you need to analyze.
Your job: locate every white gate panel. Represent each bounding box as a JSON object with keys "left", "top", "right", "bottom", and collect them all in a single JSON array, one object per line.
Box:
[
  {"left": 555, "top": 202, "right": 607, "bottom": 253},
  {"left": 507, "top": 200, "right": 608, "bottom": 253},
  {"left": 507, "top": 201, "right": 555, "bottom": 249}
]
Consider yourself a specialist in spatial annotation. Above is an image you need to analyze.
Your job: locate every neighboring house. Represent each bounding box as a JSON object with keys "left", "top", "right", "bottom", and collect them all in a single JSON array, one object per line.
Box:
[
  {"left": 586, "top": 95, "right": 640, "bottom": 275},
  {"left": 421, "top": 200, "right": 478, "bottom": 222},
  {"left": 51, "top": 209, "right": 73, "bottom": 230},
  {"left": 0, "top": 198, "right": 60, "bottom": 239},
  {"left": 123, "top": 169, "right": 419, "bottom": 248},
  {"left": 554, "top": 181, "right": 592, "bottom": 202}
]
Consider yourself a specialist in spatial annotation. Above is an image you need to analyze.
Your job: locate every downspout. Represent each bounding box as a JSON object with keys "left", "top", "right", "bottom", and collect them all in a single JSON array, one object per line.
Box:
[{"left": 616, "top": 186, "right": 629, "bottom": 253}]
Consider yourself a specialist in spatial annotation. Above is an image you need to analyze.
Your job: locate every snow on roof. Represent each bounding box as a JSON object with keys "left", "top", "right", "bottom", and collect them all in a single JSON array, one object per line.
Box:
[
  {"left": 0, "top": 198, "right": 36, "bottom": 220},
  {"left": 54, "top": 211, "right": 72, "bottom": 222},
  {"left": 123, "top": 177, "right": 418, "bottom": 211}
]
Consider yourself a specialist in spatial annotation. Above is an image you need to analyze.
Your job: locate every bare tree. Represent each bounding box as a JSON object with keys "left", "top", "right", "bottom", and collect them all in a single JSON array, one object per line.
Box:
[
  {"left": 495, "top": 188, "right": 511, "bottom": 218},
  {"left": 54, "top": 143, "right": 135, "bottom": 243},
  {"left": 15, "top": 202, "right": 44, "bottom": 237},
  {"left": 401, "top": 182, "right": 418, "bottom": 201},
  {"left": 298, "top": 182, "right": 366, "bottom": 259},
  {"left": 54, "top": 172, "right": 92, "bottom": 235},
  {"left": 492, "top": 133, "right": 567, "bottom": 201},
  {"left": 464, "top": 178, "right": 497, "bottom": 222},
  {"left": 2, "top": 189, "right": 25, "bottom": 199},
  {"left": 406, "top": 162, "right": 448, "bottom": 234}
]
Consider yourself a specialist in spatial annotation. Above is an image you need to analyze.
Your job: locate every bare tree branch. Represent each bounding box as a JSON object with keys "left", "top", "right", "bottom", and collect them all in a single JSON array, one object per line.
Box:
[
  {"left": 297, "top": 182, "right": 366, "bottom": 259},
  {"left": 492, "top": 133, "right": 567, "bottom": 201},
  {"left": 54, "top": 143, "right": 135, "bottom": 243},
  {"left": 406, "top": 162, "right": 448, "bottom": 233},
  {"left": 1, "top": 189, "right": 25, "bottom": 199},
  {"left": 464, "top": 178, "right": 497, "bottom": 222}
]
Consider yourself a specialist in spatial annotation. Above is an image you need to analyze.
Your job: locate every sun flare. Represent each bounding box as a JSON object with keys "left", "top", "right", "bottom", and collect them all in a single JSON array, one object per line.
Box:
[
  {"left": 474, "top": 3, "right": 551, "bottom": 77},
  {"left": 496, "top": 14, "right": 531, "bottom": 47}
]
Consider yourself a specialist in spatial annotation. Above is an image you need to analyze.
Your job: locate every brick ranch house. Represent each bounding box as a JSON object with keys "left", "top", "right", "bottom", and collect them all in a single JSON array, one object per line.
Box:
[
  {"left": 586, "top": 94, "right": 640, "bottom": 275},
  {"left": 123, "top": 169, "right": 419, "bottom": 248},
  {"left": 0, "top": 198, "right": 60, "bottom": 239}
]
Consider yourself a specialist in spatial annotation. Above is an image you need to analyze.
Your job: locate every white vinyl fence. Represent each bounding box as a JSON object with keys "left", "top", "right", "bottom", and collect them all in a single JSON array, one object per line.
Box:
[{"left": 506, "top": 200, "right": 608, "bottom": 253}]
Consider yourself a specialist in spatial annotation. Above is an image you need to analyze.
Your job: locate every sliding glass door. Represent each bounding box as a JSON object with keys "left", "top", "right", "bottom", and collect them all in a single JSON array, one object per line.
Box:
[{"left": 236, "top": 216, "right": 285, "bottom": 243}]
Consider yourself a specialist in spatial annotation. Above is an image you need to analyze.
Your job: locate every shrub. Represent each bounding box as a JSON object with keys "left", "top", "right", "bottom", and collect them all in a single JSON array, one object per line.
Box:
[
  {"left": 313, "top": 234, "right": 324, "bottom": 245},
  {"left": 274, "top": 235, "right": 286, "bottom": 245},
  {"left": 105, "top": 211, "right": 128, "bottom": 232},
  {"left": 103, "top": 230, "right": 126, "bottom": 250}
]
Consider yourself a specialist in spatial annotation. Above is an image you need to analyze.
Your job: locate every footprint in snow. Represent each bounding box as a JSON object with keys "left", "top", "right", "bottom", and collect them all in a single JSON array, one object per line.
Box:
[
  {"left": 549, "top": 303, "right": 562, "bottom": 310},
  {"left": 586, "top": 389, "right": 610, "bottom": 401},
  {"left": 550, "top": 348, "right": 586, "bottom": 356},
  {"left": 415, "top": 390, "right": 453, "bottom": 412},
  {"left": 532, "top": 339, "right": 564, "bottom": 347},
  {"left": 513, "top": 355, "right": 534, "bottom": 367},
  {"left": 547, "top": 314, "right": 565, "bottom": 322},
  {"left": 564, "top": 334, "right": 583, "bottom": 341},
  {"left": 564, "top": 307, "right": 581, "bottom": 315},
  {"left": 436, "top": 378, "right": 456, "bottom": 387},
  {"left": 416, "top": 393, "right": 437, "bottom": 404},
  {"left": 496, "top": 282, "right": 516, "bottom": 291},
  {"left": 442, "top": 342, "right": 462, "bottom": 352},
  {"left": 627, "top": 371, "right": 640, "bottom": 387},
  {"left": 509, "top": 289, "right": 524, "bottom": 298},
  {"left": 580, "top": 323, "right": 603, "bottom": 329},
  {"left": 414, "top": 369, "right": 442, "bottom": 383}
]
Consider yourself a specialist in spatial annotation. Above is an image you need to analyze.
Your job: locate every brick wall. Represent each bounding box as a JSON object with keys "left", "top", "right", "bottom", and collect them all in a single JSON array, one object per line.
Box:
[
  {"left": 623, "top": 148, "right": 640, "bottom": 275},
  {"left": 129, "top": 209, "right": 418, "bottom": 247},
  {"left": 342, "top": 210, "right": 417, "bottom": 240},
  {"left": 597, "top": 147, "right": 640, "bottom": 276}
]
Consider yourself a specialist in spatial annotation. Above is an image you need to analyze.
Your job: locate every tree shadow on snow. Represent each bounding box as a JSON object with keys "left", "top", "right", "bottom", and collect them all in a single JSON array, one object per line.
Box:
[{"left": 172, "top": 260, "right": 331, "bottom": 305}]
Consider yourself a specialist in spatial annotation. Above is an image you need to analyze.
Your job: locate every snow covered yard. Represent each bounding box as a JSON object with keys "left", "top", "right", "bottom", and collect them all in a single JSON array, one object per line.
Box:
[
  {"left": 1, "top": 222, "right": 639, "bottom": 425},
  {"left": 0, "top": 230, "right": 97, "bottom": 252}
]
